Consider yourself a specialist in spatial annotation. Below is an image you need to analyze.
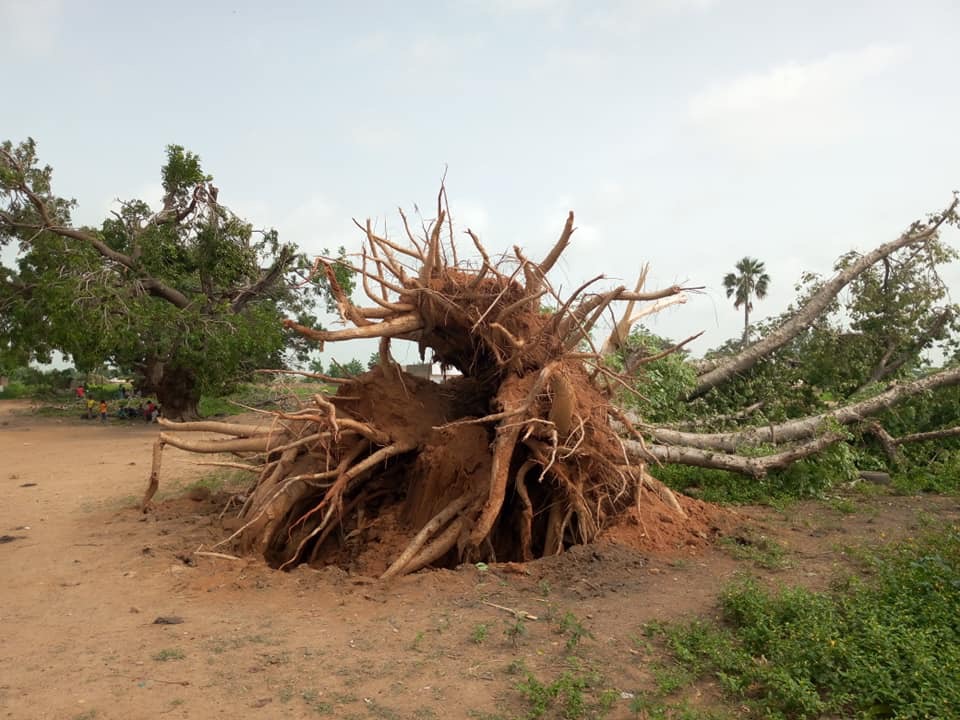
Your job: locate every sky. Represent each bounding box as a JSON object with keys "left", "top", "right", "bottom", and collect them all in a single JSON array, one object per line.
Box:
[{"left": 3, "top": 0, "right": 959, "bottom": 369}]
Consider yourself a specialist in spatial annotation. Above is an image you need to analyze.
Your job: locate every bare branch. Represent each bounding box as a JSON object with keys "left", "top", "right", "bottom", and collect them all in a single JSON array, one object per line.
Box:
[
  {"left": 647, "top": 365, "right": 960, "bottom": 452},
  {"left": 691, "top": 196, "right": 960, "bottom": 398},
  {"left": 635, "top": 432, "right": 845, "bottom": 479},
  {"left": 282, "top": 314, "right": 423, "bottom": 349}
]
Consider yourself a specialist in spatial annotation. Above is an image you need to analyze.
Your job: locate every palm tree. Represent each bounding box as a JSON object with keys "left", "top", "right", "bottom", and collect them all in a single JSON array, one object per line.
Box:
[{"left": 723, "top": 257, "right": 770, "bottom": 347}]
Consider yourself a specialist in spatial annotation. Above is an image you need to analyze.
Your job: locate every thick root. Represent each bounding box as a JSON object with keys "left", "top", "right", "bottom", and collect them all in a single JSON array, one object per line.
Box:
[{"left": 381, "top": 493, "right": 474, "bottom": 579}]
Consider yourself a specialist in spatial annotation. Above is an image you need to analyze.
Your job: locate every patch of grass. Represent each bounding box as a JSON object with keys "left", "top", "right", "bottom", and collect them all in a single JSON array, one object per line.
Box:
[
  {"left": 892, "top": 451, "right": 960, "bottom": 495},
  {"left": 31, "top": 404, "right": 77, "bottom": 418},
  {"left": 470, "top": 623, "right": 489, "bottom": 644},
  {"left": 515, "top": 669, "right": 612, "bottom": 720},
  {"left": 628, "top": 695, "right": 731, "bottom": 720},
  {"left": 650, "top": 662, "right": 695, "bottom": 695},
  {"left": 258, "top": 651, "right": 291, "bottom": 666},
  {"left": 184, "top": 469, "right": 246, "bottom": 495},
  {"left": 825, "top": 496, "right": 857, "bottom": 514},
  {"left": 0, "top": 381, "right": 31, "bottom": 399},
  {"left": 198, "top": 395, "right": 237, "bottom": 417},
  {"left": 664, "top": 524, "right": 960, "bottom": 718},
  {"left": 629, "top": 632, "right": 654, "bottom": 654},
  {"left": 505, "top": 659, "right": 527, "bottom": 676},
  {"left": 299, "top": 688, "right": 335, "bottom": 714},
  {"left": 199, "top": 381, "right": 327, "bottom": 418},
  {"left": 538, "top": 579, "right": 552, "bottom": 596},
  {"left": 558, "top": 611, "right": 594, "bottom": 651},
  {"left": 71, "top": 711, "right": 98, "bottom": 720},
  {"left": 657, "top": 444, "right": 857, "bottom": 505},
  {"left": 504, "top": 617, "right": 527, "bottom": 647},
  {"left": 719, "top": 531, "right": 789, "bottom": 570},
  {"left": 152, "top": 648, "right": 185, "bottom": 662},
  {"left": 410, "top": 631, "right": 425, "bottom": 651},
  {"left": 853, "top": 480, "right": 887, "bottom": 498}
]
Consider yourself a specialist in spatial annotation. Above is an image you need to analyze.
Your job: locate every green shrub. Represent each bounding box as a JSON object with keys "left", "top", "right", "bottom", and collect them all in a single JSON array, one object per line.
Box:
[
  {"left": 0, "top": 381, "right": 30, "bottom": 399},
  {"left": 892, "top": 449, "right": 960, "bottom": 495},
  {"left": 663, "top": 525, "right": 960, "bottom": 718},
  {"left": 655, "top": 452, "right": 843, "bottom": 505}
]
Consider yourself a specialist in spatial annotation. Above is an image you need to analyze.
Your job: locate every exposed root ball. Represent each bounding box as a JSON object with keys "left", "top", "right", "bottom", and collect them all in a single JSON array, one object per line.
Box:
[{"left": 145, "top": 203, "right": 702, "bottom": 577}]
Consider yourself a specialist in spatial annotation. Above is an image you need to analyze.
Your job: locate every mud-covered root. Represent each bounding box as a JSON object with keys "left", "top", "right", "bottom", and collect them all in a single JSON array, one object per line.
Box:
[
  {"left": 147, "top": 200, "right": 704, "bottom": 576},
  {"left": 381, "top": 493, "right": 475, "bottom": 579},
  {"left": 140, "top": 419, "right": 287, "bottom": 510}
]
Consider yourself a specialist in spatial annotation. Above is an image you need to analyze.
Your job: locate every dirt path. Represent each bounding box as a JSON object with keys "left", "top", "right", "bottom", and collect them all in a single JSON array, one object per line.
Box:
[{"left": 2, "top": 402, "right": 958, "bottom": 719}]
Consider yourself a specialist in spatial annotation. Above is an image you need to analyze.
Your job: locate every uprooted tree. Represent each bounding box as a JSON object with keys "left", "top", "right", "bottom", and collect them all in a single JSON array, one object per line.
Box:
[
  {"left": 142, "top": 191, "right": 960, "bottom": 577},
  {"left": 143, "top": 200, "right": 706, "bottom": 576}
]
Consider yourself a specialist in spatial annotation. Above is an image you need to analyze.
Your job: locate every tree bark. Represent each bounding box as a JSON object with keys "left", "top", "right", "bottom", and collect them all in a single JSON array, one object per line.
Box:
[
  {"left": 689, "top": 198, "right": 959, "bottom": 398},
  {"left": 634, "top": 432, "right": 846, "bottom": 479},
  {"left": 646, "top": 365, "right": 960, "bottom": 453},
  {"left": 891, "top": 425, "right": 960, "bottom": 445},
  {"left": 742, "top": 301, "right": 749, "bottom": 348},
  {"left": 140, "top": 361, "right": 201, "bottom": 421},
  {"left": 863, "top": 308, "right": 953, "bottom": 387}
]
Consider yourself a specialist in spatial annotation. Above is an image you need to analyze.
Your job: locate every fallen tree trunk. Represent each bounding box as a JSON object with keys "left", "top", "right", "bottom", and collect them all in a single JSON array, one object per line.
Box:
[
  {"left": 646, "top": 365, "right": 960, "bottom": 453},
  {"left": 636, "top": 432, "right": 846, "bottom": 479},
  {"left": 866, "top": 420, "right": 960, "bottom": 466},
  {"left": 690, "top": 197, "right": 959, "bottom": 398}
]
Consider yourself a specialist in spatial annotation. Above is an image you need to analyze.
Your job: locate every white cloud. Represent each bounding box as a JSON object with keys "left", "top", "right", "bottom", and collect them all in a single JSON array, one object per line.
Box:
[
  {"left": 687, "top": 44, "right": 907, "bottom": 146},
  {"left": 0, "top": 0, "right": 63, "bottom": 56},
  {"left": 276, "top": 194, "right": 357, "bottom": 257}
]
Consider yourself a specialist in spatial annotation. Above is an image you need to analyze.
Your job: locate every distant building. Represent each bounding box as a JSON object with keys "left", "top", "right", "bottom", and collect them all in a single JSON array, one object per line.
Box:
[
  {"left": 404, "top": 363, "right": 462, "bottom": 384},
  {"left": 404, "top": 363, "right": 432, "bottom": 379}
]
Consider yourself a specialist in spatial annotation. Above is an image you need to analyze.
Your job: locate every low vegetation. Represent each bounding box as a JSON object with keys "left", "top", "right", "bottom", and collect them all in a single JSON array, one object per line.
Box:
[{"left": 641, "top": 524, "right": 960, "bottom": 719}]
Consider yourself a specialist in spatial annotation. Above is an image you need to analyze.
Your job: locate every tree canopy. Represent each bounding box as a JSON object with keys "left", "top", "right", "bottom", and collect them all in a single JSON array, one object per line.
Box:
[
  {"left": 723, "top": 256, "right": 770, "bottom": 347},
  {"left": 0, "top": 138, "right": 352, "bottom": 418}
]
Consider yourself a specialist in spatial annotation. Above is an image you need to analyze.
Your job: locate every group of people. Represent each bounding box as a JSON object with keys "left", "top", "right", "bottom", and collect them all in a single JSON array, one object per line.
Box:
[{"left": 75, "top": 384, "right": 161, "bottom": 424}]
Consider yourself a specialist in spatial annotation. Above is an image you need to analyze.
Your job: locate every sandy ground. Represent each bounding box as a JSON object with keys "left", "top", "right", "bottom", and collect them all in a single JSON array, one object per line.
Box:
[{"left": 2, "top": 400, "right": 958, "bottom": 720}]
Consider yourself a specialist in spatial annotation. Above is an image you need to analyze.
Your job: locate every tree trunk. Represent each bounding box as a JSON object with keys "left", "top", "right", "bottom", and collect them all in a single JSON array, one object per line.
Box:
[
  {"left": 634, "top": 431, "right": 845, "bottom": 478},
  {"left": 689, "top": 198, "right": 958, "bottom": 398},
  {"left": 158, "top": 381, "right": 201, "bottom": 421},
  {"left": 742, "top": 302, "right": 750, "bottom": 348},
  {"left": 641, "top": 365, "right": 960, "bottom": 455},
  {"left": 140, "top": 360, "right": 201, "bottom": 421}
]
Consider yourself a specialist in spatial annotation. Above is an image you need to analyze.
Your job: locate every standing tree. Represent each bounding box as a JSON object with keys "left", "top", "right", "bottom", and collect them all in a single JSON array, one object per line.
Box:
[
  {"left": 723, "top": 257, "right": 770, "bottom": 347},
  {"left": 0, "top": 139, "right": 351, "bottom": 419}
]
